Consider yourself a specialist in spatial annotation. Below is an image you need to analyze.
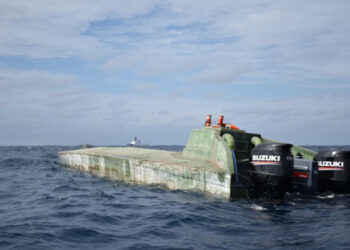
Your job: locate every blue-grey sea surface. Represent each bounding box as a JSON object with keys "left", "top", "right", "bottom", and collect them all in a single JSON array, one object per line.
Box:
[{"left": 1, "top": 145, "right": 350, "bottom": 250}]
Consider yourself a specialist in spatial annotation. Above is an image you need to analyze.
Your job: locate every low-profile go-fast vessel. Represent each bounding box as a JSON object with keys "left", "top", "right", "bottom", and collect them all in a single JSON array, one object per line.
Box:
[{"left": 59, "top": 115, "right": 350, "bottom": 199}]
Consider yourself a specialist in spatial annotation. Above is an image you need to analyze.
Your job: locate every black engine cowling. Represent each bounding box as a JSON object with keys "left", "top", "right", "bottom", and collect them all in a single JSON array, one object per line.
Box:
[
  {"left": 314, "top": 150, "right": 350, "bottom": 193},
  {"left": 248, "top": 143, "right": 294, "bottom": 199}
]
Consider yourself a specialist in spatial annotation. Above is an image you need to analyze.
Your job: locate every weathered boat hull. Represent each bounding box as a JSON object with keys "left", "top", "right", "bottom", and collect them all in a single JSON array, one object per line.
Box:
[{"left": 59, "top": 146, "right": 233, "bottom": 198}]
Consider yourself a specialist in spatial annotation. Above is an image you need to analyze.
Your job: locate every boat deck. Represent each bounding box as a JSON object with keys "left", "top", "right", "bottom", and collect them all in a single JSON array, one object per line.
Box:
[
  {"left": 59, "top": 147, "right": 232, "bottom": 198},
  {"left": 61, "top": 147, "right": 226, "bottom": 172}
]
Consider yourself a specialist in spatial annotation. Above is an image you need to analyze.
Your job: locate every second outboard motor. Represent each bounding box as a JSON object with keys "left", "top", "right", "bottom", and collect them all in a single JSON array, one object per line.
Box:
[
  {"left": 314, "top": 150, "right": 350, "bottom": 193},
  {"left": 248, "top": 143, "right": 294, "bottom": 199},
  {"left": 292, "top": 158, "right": 318, "bottom": 192}
]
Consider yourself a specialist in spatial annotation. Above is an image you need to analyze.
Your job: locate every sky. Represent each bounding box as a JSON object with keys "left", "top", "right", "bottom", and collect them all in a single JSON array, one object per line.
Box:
[{"left": 0, "top": 0, "right": 350, "bottom": 146}]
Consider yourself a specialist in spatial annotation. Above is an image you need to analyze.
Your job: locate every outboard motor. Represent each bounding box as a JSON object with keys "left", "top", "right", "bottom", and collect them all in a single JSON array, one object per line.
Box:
[
  {"left": 292, "top": 158, "right": 318, "bottom": 193},
  {"left": 248, "top": 143, "right": 294, "bottom": 199},
  {"left": 314, "top": 150, "right": 350, "bottom": 193}
]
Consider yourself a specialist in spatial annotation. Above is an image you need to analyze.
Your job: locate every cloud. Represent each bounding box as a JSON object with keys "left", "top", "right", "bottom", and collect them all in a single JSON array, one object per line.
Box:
[
  {"left": 0, "top": 70, "right": 76, "bottom": 89},
  {"left": 1, "top": 0, "right": 350, "bottom": 86},
  {"left": 0, "top": 68, "right": 350, "bottom": 145},
  {"left": 0, "top": 69, "right": 127, "bottom": 129},
  {"left": 101, "top": 49, "right": 206, "bottom": 76},
  {"left": 0, "top": 0, "right": 159, "bottom": 59},
  {"left": 97, "top": 1, "right": 350, "bottom": 87},
  {"left": 190, "top": 64, "right": 253, "bottom": 85}
]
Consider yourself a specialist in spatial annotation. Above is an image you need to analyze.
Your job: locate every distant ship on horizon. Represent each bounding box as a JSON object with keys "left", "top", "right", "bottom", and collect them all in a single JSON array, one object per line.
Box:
[
  {"left": 127, "top": 136, "right": 149, "bottom": 147},
  {"left": 80, "top": 143, "right": 92, "bottom": 148}
]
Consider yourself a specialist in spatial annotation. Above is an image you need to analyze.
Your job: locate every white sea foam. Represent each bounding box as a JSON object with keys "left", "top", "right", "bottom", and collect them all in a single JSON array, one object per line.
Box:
[
  {"left": 250, "top": 204, "right": 267, "bottom": 211},
  {"left": 318, "top": 193, "right": 335, "bottom": 199}
]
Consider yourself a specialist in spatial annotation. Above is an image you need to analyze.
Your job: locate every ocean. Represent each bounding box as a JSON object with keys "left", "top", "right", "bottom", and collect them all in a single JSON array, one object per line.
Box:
[{"left": 1, "top": 145, "right": 350, "bottom": 249}]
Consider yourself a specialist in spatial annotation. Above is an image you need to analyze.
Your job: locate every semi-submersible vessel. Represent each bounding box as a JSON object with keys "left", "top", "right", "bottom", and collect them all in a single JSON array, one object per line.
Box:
[{"left": 59, "top": 115, "right": 350, "bottom": 199}]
